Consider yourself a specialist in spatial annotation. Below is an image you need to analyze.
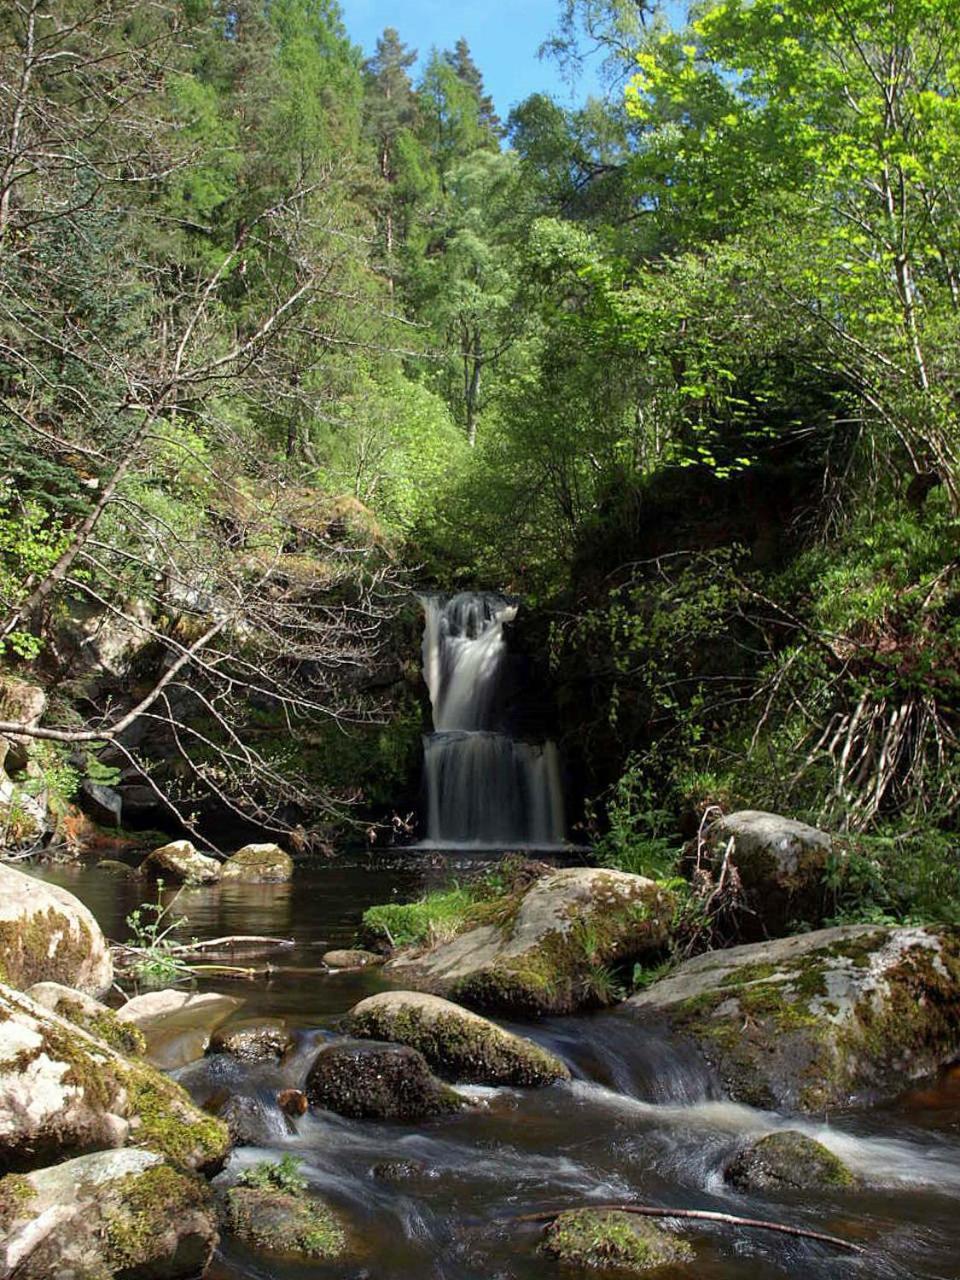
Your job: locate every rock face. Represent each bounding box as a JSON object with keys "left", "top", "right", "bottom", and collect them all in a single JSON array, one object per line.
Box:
[
  {"left": 224, "top": 1185, "right": 346, "bottom": 1261},
  {"left": 697, "top": 810, "right": 833, "bottom": 938},
  {"left": 141, "top": 840, "right": 222, "bottom": 884},
  {"left": 79, "top": 779, "right": 122, "bottom": 828},
  {"left": 221, "top": 843, "right": 294, "bottom": 883},
  {"left": 116, "top": 989, "right": 244, "bottom": 1070},
  {"left": 208, "top": 1018, "right": 294, "bottom": 1062},
  {"left": 0, "top": 1148, "right": 218, "bottom": 1279},
  {"left": 0, "top": 678, "right": 45, "bottom": 775},
  {"left": 0, "top": 864, "right": 113, "bottom": 996},
  {"left": 305, "top": 1040, "right": 463, "bottom": 1120},
  {"left": 25, "top": 981, "right": 145, "bottom": 1056},
  {"left": 386, "top": 868, "right": 674, "bottom": 1016},
  {"left": 323, "top": 948, "right": 383, "bottom": 969},
  {"left": 541, "top": 1209, "right": 694, "bottom": 1273},
  {"left": 724, "top": 1131, "right": 858, "bottom": 1192},
  {"left": 626, "top": 924, "right": 960, "bottom": 1112},
  {"left": 0, "top": 982, "right": 230, "bottom": 1173},
  {"left": 348, "top": 991, "right": 570, "bottom": 1087}
]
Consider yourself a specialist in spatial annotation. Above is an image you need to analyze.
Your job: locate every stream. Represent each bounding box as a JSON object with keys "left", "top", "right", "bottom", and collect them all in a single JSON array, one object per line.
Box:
[{"left": 34, "top": 856, "right": 960, "bottom": 1280}]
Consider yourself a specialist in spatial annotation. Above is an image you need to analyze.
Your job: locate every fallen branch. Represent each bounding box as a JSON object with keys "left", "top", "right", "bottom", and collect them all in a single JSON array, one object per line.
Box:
[{"left": 513, "top": 1204, "right": 865, "bottom": 1255}]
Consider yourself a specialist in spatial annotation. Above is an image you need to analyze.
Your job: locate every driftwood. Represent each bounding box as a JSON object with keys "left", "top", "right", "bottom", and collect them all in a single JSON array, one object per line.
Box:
[{"left": 514, "top": 1204, "right": 865, "bottom": 1255}]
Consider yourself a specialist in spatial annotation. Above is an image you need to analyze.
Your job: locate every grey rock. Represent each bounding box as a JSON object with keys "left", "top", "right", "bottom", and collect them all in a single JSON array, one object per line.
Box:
[{"left": 305, "top": 1040, "right": 464, "bottom": 1120}]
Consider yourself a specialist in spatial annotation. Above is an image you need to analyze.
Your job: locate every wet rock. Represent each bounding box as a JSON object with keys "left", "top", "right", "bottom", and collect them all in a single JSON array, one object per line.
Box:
[
  {"left": 79, "top": 779, "right": 122, "bottom": 828},
  {"left": 724, "top": 1131, "right": 858, "bottom": 1192},
  {"left": 305, "top": 1040, "right": 463, "bottom": 1120},
  {"left": 627, "top": 924, "right": 960, "bottom": 1112},
  {"left": 223, "top": 1185, "right": 347, "bottom": 1261},
  {"left": 541, "top": 1209, "right": 694, "bottom": 1273},
  {"left": 323, "top": 948, "right": 384, "bottom": 969},
  {"left": 0, "top": 982, "right": 229, "bottom": 1173},
  {"left": 0, "top": 1148, "right": 218, "bottom": 1279},
  {"left": 0, "top": 863, "right": 113, "bottom": 996},
  {"left": 370, "top": 1159, "right": 426, "bottom": 1183},
  {"left": 347, "top": 991, "right": 570, "bottom": 1086},
  {"left": 277, "top": 1088, "right": 308, "bottom": 1117},
  {"left": 696, "top": 810, "right": 833, "bottom": 938},
  {"left": 386, "top": 867, "right": 674, "bottom": 1017},
  {"left": 141, "top": 839, "right": 222, "bottom": 884},
  {"left": 25, "top": 981, "right": 145, "bottom": 1056},
  {"left": 221, "top": 843, "right": 294, "bottom": 883},
  {"left": 209, "top": 1018, "right": 294, "bottom": 1062},
  {"left": 116, "top": 989, "right": 244, "bottom": 1070},
  {"left": 95, "top": 857, "right": 141, "bottom": 877},
  {"left": 216, "top": 1095, "right": 287, "bottom": 1147}
]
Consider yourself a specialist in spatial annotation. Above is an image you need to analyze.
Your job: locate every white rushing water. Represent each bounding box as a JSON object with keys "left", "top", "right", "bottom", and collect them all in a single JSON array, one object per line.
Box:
[{"left": 418, "top": 593, "right": 566, "bottom": 848}]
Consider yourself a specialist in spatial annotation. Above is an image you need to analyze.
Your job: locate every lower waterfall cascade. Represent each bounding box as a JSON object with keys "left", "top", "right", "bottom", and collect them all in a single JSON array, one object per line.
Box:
[{"left": 418, "top": 592, "right": 566, "bottom": 848}]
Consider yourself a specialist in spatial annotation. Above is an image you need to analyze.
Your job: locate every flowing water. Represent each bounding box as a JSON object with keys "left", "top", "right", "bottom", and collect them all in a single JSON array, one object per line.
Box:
[
  {"left": 418, "top": 593, "right": 566, "bottom": 849},
  {"left": 33, "top": 859, "right": 960, "bottom": 1280}
]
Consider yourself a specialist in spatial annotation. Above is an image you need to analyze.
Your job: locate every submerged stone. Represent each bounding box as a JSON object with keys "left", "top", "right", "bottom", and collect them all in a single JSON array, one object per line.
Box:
[
  {"left": 305, "top": 1039, "right": 463, "bottom": 1120},
  {"left": 541, "top": 1209, "right": 694, "bottom": 1273},
  {"left": 116, "top": 989, "right": 244, "bottom": 1070},
  {"left": 347, "top": 990, "right": 570, "bottom": 1086},
  {"left": 724, "top": 1131, "right": 858, "bottom": 1192}
]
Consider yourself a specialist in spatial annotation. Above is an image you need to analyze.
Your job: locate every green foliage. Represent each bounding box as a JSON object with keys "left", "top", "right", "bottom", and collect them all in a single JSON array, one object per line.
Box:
[
  {"left": 124, "top": 883, "right": 193, "bottom": 989},
  {"left": 237, "top": 1155, "right": 308, "bottom": 1196},
  {"left": 361, "top": 885, "right": 480, "bottom": 948},
  {"left": 824, "top": 832, "right": 960, "bottom": 927}
]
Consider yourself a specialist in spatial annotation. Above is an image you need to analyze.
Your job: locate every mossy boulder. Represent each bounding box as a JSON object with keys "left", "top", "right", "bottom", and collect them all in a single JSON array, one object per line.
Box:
[
  {"left": 724, "top": 1131, "right": 859, "bottom": 1192},
  {"left": 626, "top": 924, "right": 960, "bottom": 1112},
  {"left": 140, "top": 840, "right": 222, "bottom": 884},
  {"left": 541, "top": 1209, "right": 694, "bottom": 1273},
  {"left": 347, "top": 991, "right": 570, "bottom": 1086},
  {"left": 695, "top": 811, "right": 833, "bottom": 939},
  {"left": 221, "top": 843, "right": 294, "bottom": 883},
  {"left": 385, "top": 868, "right": 674, "bottom": 1017},
  {"left": 208, "top": 1017, "right": 294, "bottom": 1062},
  {"left": 305, "top": 1040, "right": 464, "bottom": 1120},
  {"left": 0, "top": 863, "right": 113, "bottom": 996},
  {"left": 25, "top": 981, "right": 146, "bottom": 1056},
  {"left": 0, "top": 982, "right": 229, "bottom": 1173},
  {"left": 323, "top": 948, "right": 383, "bottom": 969},
  {"left": 224, "top": 1185, "right": 347, "bottom": 1261},
  {"left": 116, "top": 989, "right": 244, "bottom": 1070},
  {"left": 0, "top": 1147, "right": 217, "bottom": 1278}
]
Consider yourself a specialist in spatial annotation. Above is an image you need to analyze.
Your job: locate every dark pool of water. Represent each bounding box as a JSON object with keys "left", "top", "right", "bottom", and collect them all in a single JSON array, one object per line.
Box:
[{"left": 31, "top": 858, "right": 960, "bottom": 1280}]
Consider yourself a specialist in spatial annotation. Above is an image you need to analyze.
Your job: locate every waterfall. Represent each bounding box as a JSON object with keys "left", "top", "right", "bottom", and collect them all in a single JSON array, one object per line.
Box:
[{"left": 418, "top": 593, "right": 566, "bottom": 849}]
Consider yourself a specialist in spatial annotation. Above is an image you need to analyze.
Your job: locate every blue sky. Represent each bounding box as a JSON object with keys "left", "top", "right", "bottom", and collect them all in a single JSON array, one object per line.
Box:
[{"left": 339, "top": 0, "right": 606, "bottom": 118}]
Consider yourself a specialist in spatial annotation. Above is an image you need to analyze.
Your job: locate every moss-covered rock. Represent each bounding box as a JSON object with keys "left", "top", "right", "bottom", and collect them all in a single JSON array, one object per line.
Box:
[
  {"left": 0, "top": 863, "right": 113, "bottom": 995},
  {"left": 0, "top": 981, "right": 229, "bottom": 1173},
  {"left": 627, "top": 924, "right": 960, "bottom": 1111},
  {"left": 305, "top": 1040, "right": 464, "bottom": 1120},
  {"left": 25, "top": 981, "right": 146, "bottom": 1056},
  {"left": 208, "top": 1017, "right": 293, "bottom": 1062},
  {"left": 221, "top": 843, "right": 294, "bottom": 883},
  {"left": 140, "top": 839, "right": 222, "bottom": 884},
  {"left": 385, "top": 868, "right": 675, "bottom": 1017},
  {"left": 724, "top": 1131, "right": 858, "bottom": 1192},
  {"left": 0, "top": 1148, "right": 217, "bottom": 1279},
  {"left": 347, "top": 991, "right": 569, "bottom": 1086},
  {"left": 224, "top": 1185, "right": 347, "bottom": 1260},
  {"left": 541, "top": 1209, "right": 694, "bottom": 1273}
]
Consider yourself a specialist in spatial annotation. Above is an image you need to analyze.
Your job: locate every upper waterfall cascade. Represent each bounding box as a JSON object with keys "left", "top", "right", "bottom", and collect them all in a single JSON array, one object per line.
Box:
[{"left": 418, "top": 593, "right": 565, "bottom": 849}]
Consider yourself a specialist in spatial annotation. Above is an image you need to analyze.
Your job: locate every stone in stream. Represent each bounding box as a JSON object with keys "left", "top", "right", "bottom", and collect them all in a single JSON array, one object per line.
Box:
[
  {"left": 305, "top": 1040, "right": 464, "bottom": 1120},
  {"left": 347, "top": 991, "right": 570, "bottom": 1086},
  {"left": 223, "top": 1185, "right": 347, "bottom": 1261},
  {"left": 626, "top": 924, "right": 960, "bottom": 1112},
  {"left": 95, "top": 857, "right": 141, "bottom": 877},
  {"left": 208, "top": 1017, "right": 294, "bottom": 1062},
  {"left": 216, "top": 1095, "right": 291, "bottom": 1147},
  {"left": 140, "top": 839, "right": 222, "bottom": 884},
  {"left": 0, "top": 982, "right": 229, "bottom": 1173},
  {"left": 0, "top": 1148, "right": 218, "bottom": 1279},
  {"left": 541, "top": 1209, "right": 694, "bottom": 1273},
  {"left": 323, "top": 947, "right": 384, "bottom": 969},
  {"left": 691, "top": 810, "right": 834, "bottom": 939},
  {"left": 0, "top": 863, "right": 113, "bottom": 996},
  {"left": 116, "top": 989, "right": 244, "bottom": 1070},
  {"left": 221, "top": 842, "right": 294, "bottom": 883},
  {"left": 724, "top": 1131, "right": 859, "bottom": 1192},
  {"left": 384, "top": 867, "right": 674, "bottom": 1017},
  {"left": 277, "top": 1088, "right": 309, "bottom": 1117}
]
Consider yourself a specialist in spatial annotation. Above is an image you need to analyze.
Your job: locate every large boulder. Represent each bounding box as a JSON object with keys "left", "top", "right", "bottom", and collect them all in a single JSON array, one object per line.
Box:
[
  {"left": 116, "top": 989, "right": 244, "bottom": 1070},
  {"left": 0, "top": 864, "right": 113, "bottom": 996},
  {"left": 347, "top": 991, "right": 570, "bottom": 1087},
  {"left": 221, "top": 843, "right": 293, "bottom": 883},
  {"left": 626, "top": 924, "right": 960, "bottom": 1112},
  {"left": 0, "top": 982, "right": 229, "bottom": 1173},
  {"left": 140, "top": 840, "right": 222, "bottom": 885},
  {"left": 305, "top": 1040, "right": 463, "bottom": 1120},
  {"left": 724, "top": 1131, "right": 858, "bottom": 1192},
  {"left": 696, "top": 810, "right": 833, "bottom": 938},
  {"left": 0, "top": 1148, "right": 218, "bottom": 1279},
  {"left": 386, "top": 868, "right": 674, "bottom": 1017}
]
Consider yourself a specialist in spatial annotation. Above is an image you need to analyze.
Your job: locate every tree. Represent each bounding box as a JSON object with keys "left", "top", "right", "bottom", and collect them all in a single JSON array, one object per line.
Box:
[{"left": 363, "top": 28, "right": 419, "bottom": 276}]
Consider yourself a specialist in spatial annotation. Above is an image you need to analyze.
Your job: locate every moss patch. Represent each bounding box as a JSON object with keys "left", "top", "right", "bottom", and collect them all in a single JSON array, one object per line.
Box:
[
  {"left": 0, "top": 1173, "right": 35, "bottom": 1230},
  {"left": 0, "top": 908, "right": 98, "bottom": 991},
  {"left": 541, "top": 1209, "right": 694, "bottom": 1273},
  {"left": 120, "top": 1063, "right": 230, "bottom": 1172},
  {"left": 725, "top": 1131, "right": 858, "bottom": 1192},
  {"left": 104, "top": 1164, "right": 210, "bottom": 1271},
  {"left": 225, "top": 1187, "right": 347, "bottom": 1260}
]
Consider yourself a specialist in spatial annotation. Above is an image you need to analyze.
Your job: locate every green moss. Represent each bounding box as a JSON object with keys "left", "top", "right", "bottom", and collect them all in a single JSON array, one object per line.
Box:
[
  {"left": 541, "top": 1209, "right": 695, "bottom": 1273},
  {"left": 0, "top": 908, "right": 97, "bottom": 991},
  {"left": 119, "top": 1064, "right": 229, "bottom": 1171},
  {"left": 104, "top": 1164, "right": 209, "bottom": 1270},
  {"left": 225, "top": 1187, "right": 347, "bottom": 1260},
  {"left": 360, "top": 886, "right": 484, "bottom": 948},
  {"left": 0, "top": 1173, "right": 35, "bottom": 1230},
  {"left": 726, "top": 1131, "right": 857, "bottom": 1191},
  {"left": 47, "top": 996, "right": 146, "bottom": 1057}
]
